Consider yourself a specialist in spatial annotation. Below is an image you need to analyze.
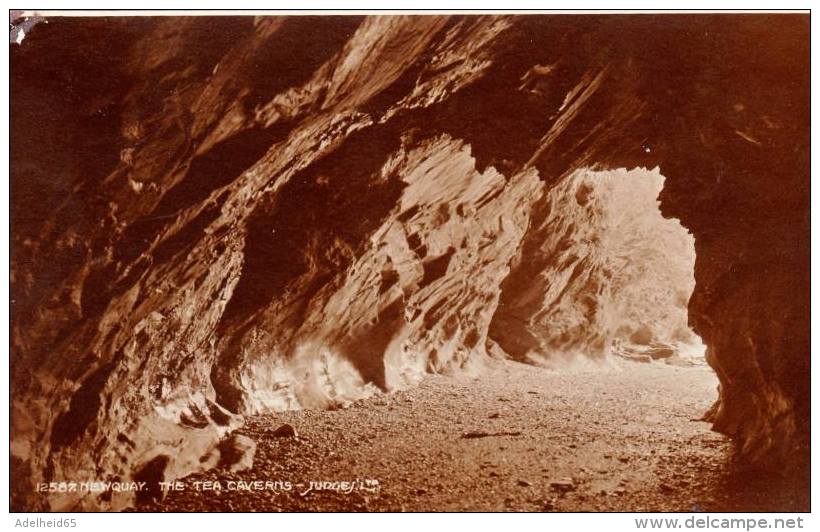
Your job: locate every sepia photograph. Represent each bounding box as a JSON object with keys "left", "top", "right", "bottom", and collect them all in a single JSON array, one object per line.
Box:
[{"left": 8, "top": 5, "right": 811, "bottom": 519}]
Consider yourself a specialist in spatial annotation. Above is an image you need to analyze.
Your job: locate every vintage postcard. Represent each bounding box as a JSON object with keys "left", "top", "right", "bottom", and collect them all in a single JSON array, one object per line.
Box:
[{"left": 8, "top": 9, "right": 810, "bottom": 519}]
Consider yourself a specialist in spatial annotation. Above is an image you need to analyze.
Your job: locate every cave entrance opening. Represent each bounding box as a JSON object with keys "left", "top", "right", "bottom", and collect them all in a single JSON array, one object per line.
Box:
[
  {"left": 576, "top": 167, "right": 707, "bottom": 366},
  {"left": 489, "top": 166, "right": 707, "bottom": 368}
]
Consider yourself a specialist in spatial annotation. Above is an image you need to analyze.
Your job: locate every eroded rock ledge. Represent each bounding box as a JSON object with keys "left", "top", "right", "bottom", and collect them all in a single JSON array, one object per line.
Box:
[{"left": 11, "top": 15, "right": 808, "bottom": 510}]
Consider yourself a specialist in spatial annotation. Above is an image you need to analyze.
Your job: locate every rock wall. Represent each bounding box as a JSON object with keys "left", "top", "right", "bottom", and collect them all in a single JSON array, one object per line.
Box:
[
  {"left": 11, "top": 14, "right": 808, "bottom": 510},
  {"left": 490, "top": 167, "right": 698, "bottom": 366},
  {"left": 211, "top": 135, "right": 542, "bottom": 414}
]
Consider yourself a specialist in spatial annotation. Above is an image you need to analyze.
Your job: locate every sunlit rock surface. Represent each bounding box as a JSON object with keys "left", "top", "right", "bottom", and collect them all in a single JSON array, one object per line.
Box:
[
  {"left": 211, "top": 135, "right": 542, "bottom": 414},
  {"left": 490, "top": 167, "right": 699, "bottom": 366},
  {"left": 11, "top": 14, "right": 808, "bottom": 510}
]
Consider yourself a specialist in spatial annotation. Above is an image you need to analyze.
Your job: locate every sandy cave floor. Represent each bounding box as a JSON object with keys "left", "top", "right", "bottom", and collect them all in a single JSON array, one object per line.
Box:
[{"left": 139, "top": 359, "right": 809, "bottom": 512}]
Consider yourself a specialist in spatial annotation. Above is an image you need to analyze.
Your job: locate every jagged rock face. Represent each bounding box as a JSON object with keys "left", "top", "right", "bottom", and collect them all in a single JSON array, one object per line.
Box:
[
  {"left": 211, "top": 136, "right": 541, "bottom": 414},
  {"left": 490, "top": 167, "right": 697, "bottom": 365},
  {"left": 11, "top": 14, "right": 808, "bottom": 510}
]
